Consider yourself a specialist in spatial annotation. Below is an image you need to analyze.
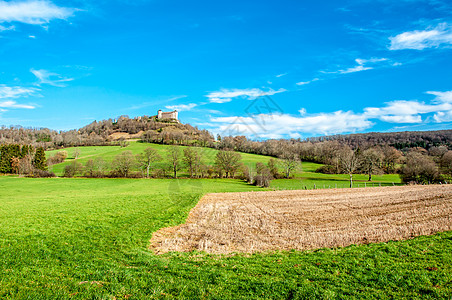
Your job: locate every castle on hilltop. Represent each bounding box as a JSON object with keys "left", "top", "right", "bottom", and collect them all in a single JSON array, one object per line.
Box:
[{"left": 157, "top": 110, "right": 179, "bottom": 122}]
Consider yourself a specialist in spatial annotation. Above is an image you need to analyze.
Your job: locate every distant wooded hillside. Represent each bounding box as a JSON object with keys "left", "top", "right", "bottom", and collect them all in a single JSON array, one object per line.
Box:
[{"left": 0, "top": 115, "right": 214, "bottom": 149}]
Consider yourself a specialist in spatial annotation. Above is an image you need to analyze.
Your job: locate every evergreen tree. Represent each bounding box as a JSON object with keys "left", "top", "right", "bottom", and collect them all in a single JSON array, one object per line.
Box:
[{"left": 33, "top": 147, "right": 47, "bottom": 171}]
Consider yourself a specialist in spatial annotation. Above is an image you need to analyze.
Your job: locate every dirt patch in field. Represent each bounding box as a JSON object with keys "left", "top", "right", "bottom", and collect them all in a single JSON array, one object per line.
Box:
[
  {"left": 109, "top": 131, "right": 144, "bottom": 140},
  {"left": 150, "top": 185, "right": 452, "bottom": 254}
]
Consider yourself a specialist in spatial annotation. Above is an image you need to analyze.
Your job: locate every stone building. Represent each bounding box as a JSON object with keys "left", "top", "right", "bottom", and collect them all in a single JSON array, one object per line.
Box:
[{"left": 157, "top": 110, "right": 178, "bottom": 121}]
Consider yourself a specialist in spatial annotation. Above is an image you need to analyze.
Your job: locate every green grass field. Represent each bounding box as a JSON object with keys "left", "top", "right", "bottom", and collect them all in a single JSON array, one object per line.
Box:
[
  {"left": 46, "top": 142, "right": 272, "bottom": 177},
  {"left": 0, "top": 177, "right": 451, "bottom": 299},
  {"left": 46, "top": 143, "right": 403, "bottom": 190}
]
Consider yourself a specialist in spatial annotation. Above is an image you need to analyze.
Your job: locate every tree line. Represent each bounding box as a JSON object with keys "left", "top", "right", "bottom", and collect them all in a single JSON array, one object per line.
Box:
[
  {"left": 0, "top": 116, "right": 214, "bottom": 149},
  {"left": 0, "top": 144, "right": 51, "bottom": 177},
  {"left": 55, "top": 146, "right": 288, "bottom": 187}
]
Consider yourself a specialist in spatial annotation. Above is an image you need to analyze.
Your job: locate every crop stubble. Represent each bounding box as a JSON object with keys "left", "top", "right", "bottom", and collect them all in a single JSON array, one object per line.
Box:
[{"left": 150, "top": 185, "right": 452, "bottom": 254}]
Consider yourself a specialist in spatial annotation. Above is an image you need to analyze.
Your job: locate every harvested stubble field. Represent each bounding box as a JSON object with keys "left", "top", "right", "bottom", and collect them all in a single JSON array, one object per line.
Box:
[{"left": 151, "top": 185, "right": 452, "bottom": 254}]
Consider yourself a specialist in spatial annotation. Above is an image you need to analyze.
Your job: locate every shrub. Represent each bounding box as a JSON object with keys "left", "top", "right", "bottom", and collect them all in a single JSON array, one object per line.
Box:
[
  {"left": 48, "top": 151, "right": 68, "bottom": 165},
  {"left": 63, "top": 161, "right": 83, "bottom": 178},
  {"left": 31, "top": 169, "right": 56, "bottom": 178},
  {"left": 315, "top": 165, "right": 336, "bottom": 174},
  {"left": 400, "top": 152, "right": 441, "bottom": 184}
]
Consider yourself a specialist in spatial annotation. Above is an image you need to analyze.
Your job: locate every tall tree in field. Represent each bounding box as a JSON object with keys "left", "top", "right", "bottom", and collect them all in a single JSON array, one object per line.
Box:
[
  {"left": 33, "top": 147, "right": 47, "bottom": 171},
  {"left": 139, "top": 147, "right": 161, "bottom": 178},
  {"left": 339, "top": 147, "right": 359, "bottom": 188},
  {"left": 215, "top": 150, "right": 242, "bottom": 178},
  {"left": 360, "top": 148, "right": 383, "bottom": 181},
  {"left": 381, "top": 146, "right": 402, "bottom": 173},
  {"left": 278, "top": 152, "right": 300, "bottom": 178},
  {"left": 167, "top": 146, "right": 182, "bottom": 178},
  {"left": 183, "top": 147, "right": 201, "bottom": 178},
  {"left": 113, "top": 151, "right": 136, "bottom": 177}
]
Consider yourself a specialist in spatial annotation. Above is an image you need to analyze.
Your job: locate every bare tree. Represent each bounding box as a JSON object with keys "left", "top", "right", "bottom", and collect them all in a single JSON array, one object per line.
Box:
[
  {"left": 113, "top": 151, "right": 136, "bottom": 177},
  {"left": 215, "top": 150, "right": 242, "bottom": 178},
  {"left": 360, "top": 148, "right": 383, "bottom": 181},
  {"left": 19, "top": 155, "right": 34, "bottom": 175},
  {"left": 278, "top": 152, "right": 300, "bottom": 179},
  {"left": 339, "top": 147, "right": 360, "bottom": 188},
  {"left": 138, "top": 147, "right": 161, "bottom": 178},
  {"left": 183, "top": 147, "right": 201, "bottom": 178},
  {"left": 381, "top": 146, "right": 402, "bottom": 173},
  {"left": 167, "top": 146, "right": 182, "bottom": 178},
  {"left": 401, "top": 152, "right": 440, "bottom": 184}
]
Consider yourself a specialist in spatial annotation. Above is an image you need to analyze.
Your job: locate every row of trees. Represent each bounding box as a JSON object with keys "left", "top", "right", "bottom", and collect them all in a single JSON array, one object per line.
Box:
[
  {"left": 59, "top": 146, "right": 288, "bottom": 187},
  {"left": 61, "top": 147, "right": 241, "bottom": 179},
  {"left": 0, "top": 144, "right": 48, "bottom": 176}
]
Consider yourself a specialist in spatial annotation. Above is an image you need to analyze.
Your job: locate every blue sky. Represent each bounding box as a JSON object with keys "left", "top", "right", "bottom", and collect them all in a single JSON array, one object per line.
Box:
[{"left": 1, "top": 0, "right": 452, "bottom": 139}]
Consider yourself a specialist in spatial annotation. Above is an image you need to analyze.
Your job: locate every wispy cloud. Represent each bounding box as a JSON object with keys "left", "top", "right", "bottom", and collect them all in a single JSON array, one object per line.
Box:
[
  {"left": 0, "top": 100, "right": 35, "bottom": 109},
  {"left": 165, "top": 103, "right": 197, "bottom": 111},
  {"left": 0, "top": 84, "right": 38, "bottom": 99},
  {"left": 296, "top": 78, "right": 319, "bottom": 86},
  {"left": 389, "top": 22, "right": 452, "bottom": 50},
  {"left": 31, "top": 69, "right": 74, "bottom": 87},
  {"left": 0, "top": 0, "right": 78, "bottom": 26},
  {"left": 0, "top": 85, "right": 38, "bottom": 111},
  {"left": 275, "top": 73, "right": 288, "bottom": 78},
  {"left": 0, "top": 24, "right": 14, "bottom": 31},
  {"left": 325, "top": 57, "right": 389, "bottom": 74},
  {"left": 206, "top": 88, "right": 286, "bottom": 103}
]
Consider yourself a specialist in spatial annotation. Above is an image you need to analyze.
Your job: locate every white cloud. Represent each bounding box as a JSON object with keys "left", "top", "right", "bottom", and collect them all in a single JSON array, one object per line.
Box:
[
  {"left": 205, "top": 90, "right": 452, "bottom": 139},
  {"left": 364, "top": 99, "right": 452, "bottom": 123},
  {"left": 165, "top": 103, "right": 197, "bottom": 111},
  {"left": 31, "top": 69, "right": 74, "bottom": 87},
  {"left": 0, "top": 85, "right": 38, "bottom": 99},
  {"left": 427, "top": 90, "right": 452, "bottom": 103},
  {"left": 389, "top": 23, "right": 452, "bottom": 50},
  {"left": 433, "top": 111, "right": 452, "bottom": 122},
  {"left": 210, "top": 110, "right": 373, "bottom": 139},
  {"left": 355, "top": 58, "right": 388, "bottom": 65},
  {"left": 0, "top": 0, "right": 77, "bottom": 26},
  {"left": 206, "top": 88, "right": 286, "bottom": 103},
  {"left": 276, "top": 73, "right": 288, "bottom": 78},
  {"left": 296, "top": 78, "right": 319, "bottom": 86},
  {"left": 339, "top": 65, "right": 373, "bottom": 74},
  {"left": 0, "top": 100, "right": 35, "bottom": 109},
  {"left": 379, "top": 115, "right": 422, "bottom": 123},
  {"left": 323, "top": 57, "right": 390, "bottom": 75}
]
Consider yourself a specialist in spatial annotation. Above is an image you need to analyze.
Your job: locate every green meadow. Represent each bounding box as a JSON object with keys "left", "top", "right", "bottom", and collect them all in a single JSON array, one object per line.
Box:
[
  {"left": 46, "top": 142, "right": 403, "bottom": 190},
  {"left": 0, "top": 177, "right": 451, "bottom": 299},
  {"left": 46, "top": 142, "right": 272, "bottom": 177}
]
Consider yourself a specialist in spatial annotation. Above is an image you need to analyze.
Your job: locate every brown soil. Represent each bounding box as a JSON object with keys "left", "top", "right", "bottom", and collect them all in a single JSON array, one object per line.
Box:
[
  {"left": 150, "top": 185, "right": 452, "bottom": 254},
  {"left": 109, "top": 131, "right": 144, "bottom": 140}
]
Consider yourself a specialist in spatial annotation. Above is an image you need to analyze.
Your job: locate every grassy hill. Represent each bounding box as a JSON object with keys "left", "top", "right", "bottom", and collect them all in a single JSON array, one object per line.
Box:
[
  {"left": 46, "top": 141, "right": 273, "bottom": 177},
  {"left": 0, "top": 177, "right": 450, "bottom": 298},
  {"left": 46, "top": 141, "right": 402, "bottom": 188}
]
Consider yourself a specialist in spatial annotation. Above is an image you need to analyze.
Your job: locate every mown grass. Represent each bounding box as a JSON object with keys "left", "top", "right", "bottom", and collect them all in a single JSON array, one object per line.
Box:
[{"left": 0, "top": 177, "right": 451, "bottom": 299}]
